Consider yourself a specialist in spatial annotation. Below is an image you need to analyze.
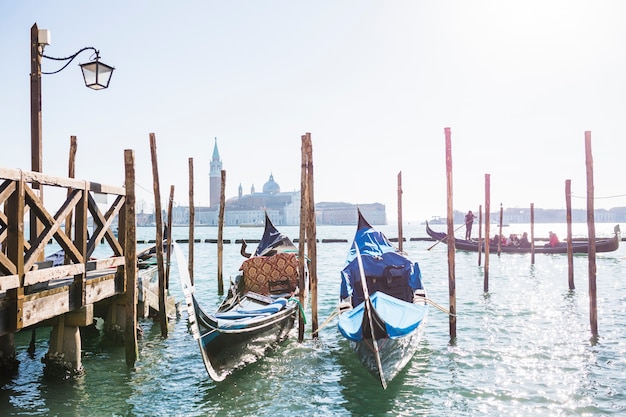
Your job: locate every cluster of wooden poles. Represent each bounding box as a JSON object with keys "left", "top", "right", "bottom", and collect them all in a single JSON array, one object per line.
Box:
[
  {"left": 144, "top": 132, "right": 320, "bottom": 343},
  {"left": 434, "top": 128, "right": 605, "bottom": 340},
  {"left": 141, "top": 128, "right": 606, "bottom": 347}
]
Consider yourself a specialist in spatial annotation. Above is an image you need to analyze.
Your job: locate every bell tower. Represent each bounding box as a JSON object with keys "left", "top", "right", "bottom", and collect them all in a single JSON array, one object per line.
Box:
[{"left": 209, "top": 138, "right": 222, "bottom": 208}]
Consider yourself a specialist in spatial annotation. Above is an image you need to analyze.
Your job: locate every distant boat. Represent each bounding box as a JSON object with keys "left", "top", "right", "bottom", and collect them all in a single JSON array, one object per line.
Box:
[
  {"left": 338, "top": 209, "right": 428, "bottom": 389},
  {"left": 426, "top": 222, "right": 620, "bottom": 254},
  {"left": 239, "top": 221, "right": 264, "bottom": 227},
  {"left": 178, "top": 213, "right": 308, "bottom": 382}
]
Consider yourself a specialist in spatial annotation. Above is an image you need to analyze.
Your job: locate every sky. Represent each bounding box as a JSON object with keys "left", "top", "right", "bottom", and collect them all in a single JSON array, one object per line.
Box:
[{"left": 2, "top": 1, "right": 626, "bottom": 223}]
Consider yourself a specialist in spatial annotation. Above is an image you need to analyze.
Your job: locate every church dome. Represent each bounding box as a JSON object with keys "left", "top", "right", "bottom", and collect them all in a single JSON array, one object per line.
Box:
[{"left": 262, "top": 174, "right": 280, "bottom": 195}]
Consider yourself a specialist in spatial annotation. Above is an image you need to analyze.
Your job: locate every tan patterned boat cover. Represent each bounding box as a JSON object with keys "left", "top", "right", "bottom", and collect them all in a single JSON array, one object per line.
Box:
[{"left": 240, "top": 252, "right": 300, "bottom": 295}]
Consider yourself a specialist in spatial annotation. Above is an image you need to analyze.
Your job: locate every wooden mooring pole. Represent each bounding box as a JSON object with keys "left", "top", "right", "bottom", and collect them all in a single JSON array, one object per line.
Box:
[
  {"left": 305, "top": 133, "right": 318, "bottom": 338},
  {"left": 530, "top": 203, "right": 535, "bottom": 265},
  {"left": 64, "top": 136, "right": 77, "bottom": 260},
  {"left": 217, "top": 170, "right": 226, "bottom": 295},
  {"left": 298, "top": 134, "right": 308, "bottom": 342},
  {"left": 124, "top": 149, "right": 138, "bottom": 365},
  {"left": 165, "top": 185, "right": 175, "bottom": 290},
  {"left": 565, "top": 179, "right": 574, "bottom": 290},
  {"left": 477, "top": 204, "right": 483, "bottom": 266},
  {"left": 498, "top": 203, "right": 503, "bottom": 256},
  {"left": 585, "top": 131, "right": 598, "bottom": 339},
  {"left": 188, "top": 158, "right": 195, "bottom": 285},
  {"left": 149, "top": 133, "right": 168, "bottom": 338},
  {"left": 484, "top": 174, "right": 490, "bottom": 292},
  {"left": 444, "top": 127, "right": 456, "bottom": 339}
]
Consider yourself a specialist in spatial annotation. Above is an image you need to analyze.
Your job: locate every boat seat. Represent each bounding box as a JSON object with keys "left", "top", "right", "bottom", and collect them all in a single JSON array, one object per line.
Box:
[
  {"left": 351, "top": 263, "right": 415, "bottom": 307},
  {"left": 240, "top": 252, "right": 300, "bottom": 296},
  {"left": 214, "top": 298, "right": 287, "bottom": 319}
]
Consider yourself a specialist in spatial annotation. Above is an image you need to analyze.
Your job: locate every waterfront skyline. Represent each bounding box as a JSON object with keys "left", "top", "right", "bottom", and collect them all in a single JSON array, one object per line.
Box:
[{"left": 2, "top": 1, "right": 626, "bottom": 222}]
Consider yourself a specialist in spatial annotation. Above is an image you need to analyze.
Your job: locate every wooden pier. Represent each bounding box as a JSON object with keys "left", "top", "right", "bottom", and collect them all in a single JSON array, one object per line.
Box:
[{"left": 0, "top": 163, "right": 174, "bottom": 378}]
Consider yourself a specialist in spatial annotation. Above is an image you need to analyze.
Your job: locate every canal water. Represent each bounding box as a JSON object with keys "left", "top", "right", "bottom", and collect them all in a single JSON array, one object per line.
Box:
[{"left": 2, "top": 222, "right": 625, "bottom": 416}]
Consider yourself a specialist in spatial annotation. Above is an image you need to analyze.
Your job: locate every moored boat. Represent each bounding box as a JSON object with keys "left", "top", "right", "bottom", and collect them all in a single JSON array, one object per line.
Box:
[
  {"left": 177, "top": 213, "right": 308, "bottom": 382},
  {"left": 426, "top": 222, "right": 620, "bottom": 254},
  {"left": 338, "top": 209, "right": 428, "bottom": 389}
]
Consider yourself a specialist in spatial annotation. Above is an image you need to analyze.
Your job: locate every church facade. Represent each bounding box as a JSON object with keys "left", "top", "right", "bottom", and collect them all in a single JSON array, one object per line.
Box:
[{"left": 170, "top": 139, "right": 386, "bottom": 226}]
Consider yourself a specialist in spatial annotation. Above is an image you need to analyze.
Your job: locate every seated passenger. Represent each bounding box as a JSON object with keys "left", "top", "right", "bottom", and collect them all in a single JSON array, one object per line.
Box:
[
  {"left": 548, "top": 231, "right": 560, "bottom": 248},
  {"left": 519, "top": 232, "right": 531, "bottom": 248},
  {"left": 507, "top": 234, "right": 520, "bottom": 246}
]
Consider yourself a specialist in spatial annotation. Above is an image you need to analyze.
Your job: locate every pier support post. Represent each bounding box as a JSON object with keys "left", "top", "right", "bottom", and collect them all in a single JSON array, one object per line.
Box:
[
  {"left": 42, "top": 306, "right": 92, "bottom": 379},
  {"left": 43, "top": 321, "right": 84, "bottom": 378},
  {"left": 0, "top": 334, "right": 19, "bottom": 376},
  {"left": 105, "top": 299, "right": 128, "bottom": 344}
]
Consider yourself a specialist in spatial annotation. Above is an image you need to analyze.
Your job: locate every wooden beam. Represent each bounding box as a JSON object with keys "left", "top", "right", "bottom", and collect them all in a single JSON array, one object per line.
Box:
[
  {"left": 149, "top": 133, "right": 168, "bottom": 338},
  {"left": 188, "top": 158, "right": 195, "bottom": 284},
  {"left": 6, "top": 172, "right": 25, "bottom": 331},
  {"left": 24, "top": 264, "right": 86, "bottom": 286},
  {"left": 124, "top": 149, "right": 138, "bottom": 366},
  {"left": 64, "top": 304, "right": 93, "bottom": 327}
]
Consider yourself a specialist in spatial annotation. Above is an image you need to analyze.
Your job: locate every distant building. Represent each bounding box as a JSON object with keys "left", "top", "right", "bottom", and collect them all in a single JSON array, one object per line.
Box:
[
  {"left": 315, "top": 202, "right": 386, "bottom": 225},
  {"left": 168, "top": 139, "right": 386, "bottom": 226}
]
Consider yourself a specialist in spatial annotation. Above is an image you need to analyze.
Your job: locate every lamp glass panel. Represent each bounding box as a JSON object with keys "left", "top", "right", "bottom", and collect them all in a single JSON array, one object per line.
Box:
[
  {"left": 96, "top": 64, "right": 114, "bottom": 88},
  {"left": 81, "top": 62, "right": 98, "bottom": 88}
]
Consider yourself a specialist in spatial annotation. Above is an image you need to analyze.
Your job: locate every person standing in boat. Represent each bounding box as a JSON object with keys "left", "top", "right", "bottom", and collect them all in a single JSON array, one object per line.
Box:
[{"left": 465, "top": 210, "right": 477, "bottom": 240}]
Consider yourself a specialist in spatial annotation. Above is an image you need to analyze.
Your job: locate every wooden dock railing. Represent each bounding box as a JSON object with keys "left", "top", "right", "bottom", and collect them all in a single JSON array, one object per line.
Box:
[{"left": 0, "top": 166, "right": 126, "bottom": 335}]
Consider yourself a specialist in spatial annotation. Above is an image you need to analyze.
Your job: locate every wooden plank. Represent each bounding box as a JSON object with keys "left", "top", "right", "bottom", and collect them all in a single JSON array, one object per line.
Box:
[
  {"left": 0, "top": 274, "right": 20, "bottom": 291},
  {"left": 22, "top": 288, "right": 71, "bottom": 327},
  {"left": 85, "top": 276, "right": 119, "bottom": 305},
  {"left": 0, "top": 251, "right": 17, "bottom": 276},
  {"left": 6, "top": 172, "right": 25, "bottom": 331},
  {"left": 90, "top": 256, "right": 125, "bottom": 270},
  {"left": 0, "top": 168, "right": 125, "bottom": 196},
  {"left": 24, "top": 264, "right": 86, "bottom": 286},
  {"left": 0, "top": 180, "right": 16, "bottom": 208}
]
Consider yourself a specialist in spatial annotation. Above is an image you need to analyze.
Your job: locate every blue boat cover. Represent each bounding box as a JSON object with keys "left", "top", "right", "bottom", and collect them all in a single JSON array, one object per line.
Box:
[
  {"left": 338, "top": 291, "right": 427, "bottom": 341},
  {"left": 340, "top": 212, "right": 423, "bottom": 301}
]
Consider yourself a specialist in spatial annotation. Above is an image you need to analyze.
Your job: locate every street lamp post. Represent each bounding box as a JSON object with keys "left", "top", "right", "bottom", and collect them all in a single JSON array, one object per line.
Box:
[
  {"left": 30, "top": 24, "right": 43, "bottom": 179},
  {"left": 29, "top": 22, "right": 114, "bottom": 256}
]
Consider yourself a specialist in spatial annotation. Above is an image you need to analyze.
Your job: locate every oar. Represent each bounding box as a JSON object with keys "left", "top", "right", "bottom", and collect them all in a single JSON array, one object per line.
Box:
[
  {"left": 427, "top": 223, "right": 466, "bottom": 251},
  {"left": 354, "top": 242, "right": 387, "bottom": 389}
]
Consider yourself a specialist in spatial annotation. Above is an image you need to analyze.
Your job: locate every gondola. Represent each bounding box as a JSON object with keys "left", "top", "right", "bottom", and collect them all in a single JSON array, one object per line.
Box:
[
  {"left": 176, "top": 213, "right": 308, "bottom": 382},
  {"left": 337, "top": 209, "right": 428, "bottom": 389},
  {"left": 425, "top": 222, "right": 620, "bottom": 254}
]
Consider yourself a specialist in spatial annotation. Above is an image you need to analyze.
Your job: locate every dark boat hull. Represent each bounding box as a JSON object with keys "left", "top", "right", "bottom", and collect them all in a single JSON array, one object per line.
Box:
[
  {"left": 193, "top": 295, "right": 297, "bottom": 382},
  {"left": 426, "top": 223, "right": 620, "bottom": 254},
  {"left": 177, "top": 213, "right": 308, "bottom": 382}
]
